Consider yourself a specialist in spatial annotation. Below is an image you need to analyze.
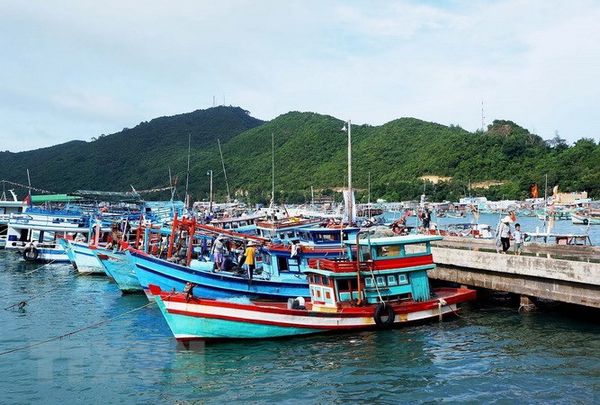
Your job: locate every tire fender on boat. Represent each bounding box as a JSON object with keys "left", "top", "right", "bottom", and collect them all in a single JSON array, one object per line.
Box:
[
  {"left": 23, "top": 246, "right": 39, "bottom": 261},
  {"left": 373, "top": 302, "right": 395, "bottom": 328}
]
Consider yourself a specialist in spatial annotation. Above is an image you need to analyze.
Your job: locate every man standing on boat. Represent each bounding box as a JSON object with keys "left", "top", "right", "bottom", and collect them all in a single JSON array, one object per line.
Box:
[
  {"left": 422, "top": 208, "right": 432, "bottom": 232},
  {"left": 244, "top": 241, "right": 257, "bottom": 282},
  {"left": 212, "top": 236, "right": 225, "bottom": 270}
]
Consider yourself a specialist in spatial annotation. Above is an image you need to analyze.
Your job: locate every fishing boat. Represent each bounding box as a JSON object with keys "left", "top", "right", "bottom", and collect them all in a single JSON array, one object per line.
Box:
[
  {"left": 96, "top": 248, "right": 142, "bottom": 293},
  {"left": 60, "top": 239, "right": 106, "bottom": 274},
  {"left": 126, "top": 215, "right": 310, "bottom": 300},
  {"left": 5, "top": 207, "right": 90, "bottom": 262},
  {"left": 150, "top": 233, "right": 476, "bottom": 341}
]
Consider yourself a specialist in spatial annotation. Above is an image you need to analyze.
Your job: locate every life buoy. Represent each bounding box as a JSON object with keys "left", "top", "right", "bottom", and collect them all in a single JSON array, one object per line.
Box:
[
  {"left": 373, "top": 302, "right": 395, "bottom": 328},
  {"left": 23, "top": 246, "right": 39, "bottom": 261}
]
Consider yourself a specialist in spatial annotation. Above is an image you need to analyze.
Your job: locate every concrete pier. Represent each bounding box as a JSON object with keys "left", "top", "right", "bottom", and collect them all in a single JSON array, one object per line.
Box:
[{"left": 429, "top": 242, "right": 600, "bottom": 309}]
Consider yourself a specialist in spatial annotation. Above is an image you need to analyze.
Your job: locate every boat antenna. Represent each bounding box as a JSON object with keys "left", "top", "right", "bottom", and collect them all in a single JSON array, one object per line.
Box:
[
  {"left": 217, "top": 138, "right": 231, "bottom": 202},
  {"left": 270, "top": 132, "right": 275, "bottom": 209},
  {"left": 1, "top": 180, "right": 5, "bottom": 201},
  {"left": 481, "top": 101, "right": 485, "bottom": 131},
  {"left": 185, "top": 133, "right": 191, "bottom": 209}
]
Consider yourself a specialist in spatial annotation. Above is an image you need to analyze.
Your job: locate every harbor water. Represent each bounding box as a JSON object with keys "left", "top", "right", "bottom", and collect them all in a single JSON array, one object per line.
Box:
[{"left": 1, "top": 247, "right": 598, "bottom": 403}]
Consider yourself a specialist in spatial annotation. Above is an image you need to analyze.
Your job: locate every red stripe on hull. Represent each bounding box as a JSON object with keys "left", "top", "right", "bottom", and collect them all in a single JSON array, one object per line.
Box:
[{"left": 160, "top": 288, "right": 476, "bottom": 319}]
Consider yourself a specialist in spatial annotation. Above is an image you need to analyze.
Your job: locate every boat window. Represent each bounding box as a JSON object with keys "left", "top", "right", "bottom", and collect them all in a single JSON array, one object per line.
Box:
[
  {"left": 325, "top": 291, "right": 331, "bottom": 300},
  {"left": 376, "top": 245, "right": 402, "bottom": 258},
  {"left": 321, "top": 276, "right": 328, "bottom": 285},
  {"left": 376, "top": 276, "right": 386, "bottom": 287},
  {"left": 321, "top": 234, "right": 338, "bottom": 242},
  {"left": 398, "top": 274, "right": 408, "bottom": 284},
  {"left": 404, "top": 243, "right": 428, "bottom": 255},
  {"left": 387, "top": 275, "right": 397, "bottom": 286},
  {"left": 277, "top": 256, "right": 289, "bottom": 272},
  {"left": 359, "top": 245, "right": 371, "bottom": 261},
  {"left": 365, "top": 277, "right": 374, "bottom": 287},
  {"left": 316, "top": 289, "right": 321, "bottom": 298}
]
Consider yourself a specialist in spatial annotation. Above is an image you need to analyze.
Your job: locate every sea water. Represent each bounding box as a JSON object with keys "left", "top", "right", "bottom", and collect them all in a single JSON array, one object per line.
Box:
[{"left": 0, "top": 249, "right": 598, "bottom": 403}]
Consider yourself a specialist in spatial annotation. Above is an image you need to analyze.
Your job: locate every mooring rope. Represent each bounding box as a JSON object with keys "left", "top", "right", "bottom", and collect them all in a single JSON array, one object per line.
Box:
[
  {"left": 0, "top": 301, "right": 155, "bottom": 356},
  {"left": 3, "top": 284, "right": 66, "bottom": 311},
  {"left": 24, "top": 260, "right": 57, "bottom": 275}
]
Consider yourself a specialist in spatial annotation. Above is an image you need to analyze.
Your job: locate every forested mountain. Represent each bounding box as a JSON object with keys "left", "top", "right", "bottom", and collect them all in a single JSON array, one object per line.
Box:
[
  {"left": 0, "top": 106, "right": 263, "bottom": 193},
  {"left": 1, "top": 106, "right": 599, "bottom": 203}
]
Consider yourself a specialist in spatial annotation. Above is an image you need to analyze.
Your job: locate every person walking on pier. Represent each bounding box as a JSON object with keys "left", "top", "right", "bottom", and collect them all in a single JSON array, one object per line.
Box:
[
  {"left": 513, "top": 223, "right": 523, "bottom": 255},
  {"left": 498, "top": 216, "right": 512, "bottom": 254}
]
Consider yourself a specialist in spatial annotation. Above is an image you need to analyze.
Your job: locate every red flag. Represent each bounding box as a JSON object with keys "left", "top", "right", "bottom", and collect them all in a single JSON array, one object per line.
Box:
[
  {"left": 530, "top": 184, "right": 539, "bottom": 199},
  {"left": 23, "top": 193, "right": 31, "bottom": 206}
]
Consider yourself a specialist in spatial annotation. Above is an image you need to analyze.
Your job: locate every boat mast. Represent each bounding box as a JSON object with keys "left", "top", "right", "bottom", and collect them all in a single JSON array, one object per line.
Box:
[
  {"left": 207, "top": 170, "right": 213, "bottom": 213},
  {"left": 26, "top": 169, "right": 32, "bottom": 206},
  {"left": 217, "top": 138, "right": 231, "bottom": 202},
  {"left": 368, "top": 171, "right": 371, "bottom": 219},
  {"left": 344, "top": 120, "right": 352, "bottom": 225},
  {"left": 270, "top": 132, "right": 275, "bottom": 209},
  {"left": 184, "top": 133, "right": 191, "bottom": 209},
  {"left": 543, "top": 173, "right": 548, "bottom": 231}
]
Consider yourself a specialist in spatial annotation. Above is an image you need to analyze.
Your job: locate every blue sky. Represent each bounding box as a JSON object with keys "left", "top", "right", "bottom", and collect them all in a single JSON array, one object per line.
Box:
[{"left": 1, "top": 0, "right": 599, "bottom": 152}]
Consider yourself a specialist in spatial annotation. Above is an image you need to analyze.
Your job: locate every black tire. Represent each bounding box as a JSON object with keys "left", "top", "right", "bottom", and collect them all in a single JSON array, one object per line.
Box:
[
  {"left": 583, "top": 219, "right": 589, "bottom": 225},
  {"left": 373, "top": 302, "right": 395, "bottom": 328},
  {"left": 23, "top": 246, "right": 39, "bottom": 261}
]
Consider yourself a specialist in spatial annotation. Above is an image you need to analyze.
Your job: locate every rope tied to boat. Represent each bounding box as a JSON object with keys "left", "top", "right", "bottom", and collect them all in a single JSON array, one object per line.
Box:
[
  {"left": 0, "top": 301, "right": 155, "bottom": 356},
  {"left": 24, "top": 260, "right": 57, "bottom": 275},
  {"left": 437, "top": 298, "right": 447, "bottom": 321}
]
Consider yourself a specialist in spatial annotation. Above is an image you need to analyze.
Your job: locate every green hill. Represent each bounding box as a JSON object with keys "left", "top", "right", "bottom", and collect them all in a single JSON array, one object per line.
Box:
[{"left": 1, "top": 107, "right": 599, "bottom": 203}]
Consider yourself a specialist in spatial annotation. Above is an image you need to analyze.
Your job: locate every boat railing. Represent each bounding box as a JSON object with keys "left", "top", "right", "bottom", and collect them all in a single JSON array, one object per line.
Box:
[{"left": 308, "top": 258, "right": 359, "bottom": 272}]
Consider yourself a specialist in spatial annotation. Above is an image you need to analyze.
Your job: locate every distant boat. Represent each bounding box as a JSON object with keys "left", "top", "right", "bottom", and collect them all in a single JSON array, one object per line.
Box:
[
  {"left": 571, "top": 212, "right": 600, "bottom": 225},
  {"left": 150, "top": 234, "right": 476, "bottom": 341}
]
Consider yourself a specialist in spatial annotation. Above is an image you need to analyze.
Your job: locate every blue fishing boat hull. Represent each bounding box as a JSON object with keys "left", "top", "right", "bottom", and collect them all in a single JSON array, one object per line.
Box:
[
  {"left": 96, "top": 249, "right": 142, "bottom": 293},
  {"left": 126, "top": 250, "right": 308, "bottom": 300}
]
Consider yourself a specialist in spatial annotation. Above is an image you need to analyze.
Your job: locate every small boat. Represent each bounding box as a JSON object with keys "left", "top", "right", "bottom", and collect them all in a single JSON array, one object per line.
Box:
[{"left": 151, "top": 234, "right": 476, "bottom": 341}]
